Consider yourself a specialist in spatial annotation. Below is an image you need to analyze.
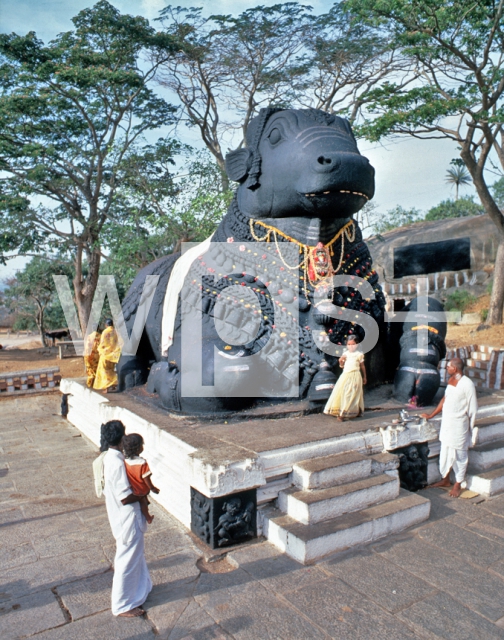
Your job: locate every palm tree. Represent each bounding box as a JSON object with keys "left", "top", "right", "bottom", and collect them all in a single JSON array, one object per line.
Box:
[{"left": 445, "top": 165, "right": 472, "bottom": 200}]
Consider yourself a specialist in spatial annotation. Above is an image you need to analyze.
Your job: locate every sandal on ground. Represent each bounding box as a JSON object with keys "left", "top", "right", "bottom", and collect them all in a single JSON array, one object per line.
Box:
[{"left": 118, "top": 607, "right": 145, "bottom": 618}]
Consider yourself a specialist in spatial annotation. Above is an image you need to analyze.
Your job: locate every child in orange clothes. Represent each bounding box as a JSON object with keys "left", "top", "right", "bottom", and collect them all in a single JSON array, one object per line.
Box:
[{"left": 121, "top": 433, "right": 160, "bottom": 524}]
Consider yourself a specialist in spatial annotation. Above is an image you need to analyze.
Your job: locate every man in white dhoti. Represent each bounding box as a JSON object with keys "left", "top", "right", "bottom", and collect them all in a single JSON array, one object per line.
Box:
[
  {"left": 421, "top": 358, "right": 478, "bottom": 498},
  {"left": 102, "top": 420, "right": 152, "bottom": 617}
]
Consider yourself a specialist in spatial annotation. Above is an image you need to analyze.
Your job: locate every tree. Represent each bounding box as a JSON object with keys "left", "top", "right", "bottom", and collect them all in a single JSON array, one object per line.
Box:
[
  {"left": 373, "top": 205, "right": 422, "bottom": 234},
  {"left": 4, "top": 257, "right": 73, "bottom": 346},
  {"left": 155, "top": 4, "right": 313, "bottom": 188},
  {"left": 0, "top": 1, "right": 181, "bottom": 330},
  {"left": 102, "top": 150, "right": 232, "bottom": 289},
  {"left": 346, "top": 0, "right": 504, "bottom": 323},
  {"left": 299, "top": 3, "right": 415, "bottom": 122},
  {"left": 445, "top": 162, "right": 472, "bottom": 201},
  {"left": 353, "top": 200, "right": 380, "bottom": 236},
  {"left": 425, "top": 195, "right": 484, "bottom": 221}
]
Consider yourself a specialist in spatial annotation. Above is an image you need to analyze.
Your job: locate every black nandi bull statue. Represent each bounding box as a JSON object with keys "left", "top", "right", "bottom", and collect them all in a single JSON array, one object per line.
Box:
[{"left": 118, "top": 108, "right": 445, "bottom": 414}]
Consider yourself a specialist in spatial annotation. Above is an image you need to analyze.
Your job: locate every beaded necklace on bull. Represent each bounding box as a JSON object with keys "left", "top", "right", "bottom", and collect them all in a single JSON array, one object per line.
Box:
[{"left": 249, "top": 218, "right": 356, "bottom": 301}]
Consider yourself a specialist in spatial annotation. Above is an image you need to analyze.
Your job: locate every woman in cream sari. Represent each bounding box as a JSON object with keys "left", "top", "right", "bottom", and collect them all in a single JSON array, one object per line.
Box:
[{"left": 324, "top": 336, "right": 367, "bottom": 421}]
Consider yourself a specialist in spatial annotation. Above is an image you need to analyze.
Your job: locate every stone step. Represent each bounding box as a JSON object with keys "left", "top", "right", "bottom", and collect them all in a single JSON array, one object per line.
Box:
[
  {"left": 277, "top": 474, "right": 399, "bottom": 525},
  {"left": 475, "top": 396, "right": 504, "bottom": 419},
  {"left": 469, "top": 438, "right": 504, "bottom": 472},
  {"left": 466, "top": 359, "right": 490, "bottom": 370},
  {"left": 470, "top": 352, "right": 491, "bottom": 361},
  {"left": 262, "top": 489, "right": 431, "bottom": 564},
  {"left": 479, "top": 346, "right": 499, "bottom": 354},
  {"left": 472, "top": 417, "right": 504, "bottom": 446},
  {"left": 446, "top": 346, "right": 475, "bottom": 360},
  {"left": 369, "top": 452, "right": 400, "bottom": 476},
  {"left": 427, "top": 458, "right": 442, "bottom": 484},
  {"left": 292, "top": 451, "right": 371, "bottom": 490},
  {"left": 466, "top": 368, "right": 487, "bottom": 381},
  {"left": 465, "top": 464, "right": 504, "bottom": 497}
]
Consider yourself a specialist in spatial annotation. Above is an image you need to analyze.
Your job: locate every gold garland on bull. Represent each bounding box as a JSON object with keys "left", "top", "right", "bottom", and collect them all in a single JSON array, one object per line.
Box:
[{"left": 248, "top": 218, "right": 356, "bottom": 299}]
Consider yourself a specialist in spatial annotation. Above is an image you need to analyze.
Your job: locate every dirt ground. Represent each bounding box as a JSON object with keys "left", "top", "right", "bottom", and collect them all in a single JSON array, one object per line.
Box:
[
  {"left": 0, "top": 341, "right": 85, "bottom": 377},
  {"left": 444, "top": 293, "right": 504, "bottom": 348},
  {"left": 445, "top": 323, "right": 504, "bottom": 349}
]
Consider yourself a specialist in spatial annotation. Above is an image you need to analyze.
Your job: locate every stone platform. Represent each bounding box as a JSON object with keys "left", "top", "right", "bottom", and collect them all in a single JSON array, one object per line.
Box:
[
  {"left": 6, "top": 394, "right": 504, "bottom": 638},
  {"left": 61, "top": 379, "right": 504, "bottom": 562}
]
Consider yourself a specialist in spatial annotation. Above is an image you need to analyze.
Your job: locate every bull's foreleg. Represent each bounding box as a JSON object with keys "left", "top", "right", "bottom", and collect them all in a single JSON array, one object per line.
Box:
[
  {"left": 117, "top": 354, "right": 151, "bottom": 391},
  {"left": 117, "top": 328, "right": 154, "bottom": 391}
]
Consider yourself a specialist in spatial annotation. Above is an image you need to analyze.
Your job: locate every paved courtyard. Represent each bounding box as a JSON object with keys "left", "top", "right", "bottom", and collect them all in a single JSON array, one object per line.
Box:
[{"left": 2, "top": 394, "right": 504, "bottom": 639}]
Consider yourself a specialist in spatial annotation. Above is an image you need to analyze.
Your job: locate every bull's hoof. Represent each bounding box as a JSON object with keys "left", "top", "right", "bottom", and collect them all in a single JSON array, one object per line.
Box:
[{"left": 117, "top": 357, "right": 149, "bottom": 391}]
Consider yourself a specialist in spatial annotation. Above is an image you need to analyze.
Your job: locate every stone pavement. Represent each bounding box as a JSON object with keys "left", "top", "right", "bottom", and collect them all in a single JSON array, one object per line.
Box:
[{"left": 2, "top": 396, "right": 504, "bottom": 640}]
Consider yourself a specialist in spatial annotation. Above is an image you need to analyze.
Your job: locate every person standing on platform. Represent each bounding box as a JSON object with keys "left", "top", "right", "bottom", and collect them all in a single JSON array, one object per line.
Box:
[
  {"left": 323, "top": 336, "right": 367, "bottom": 421},
  {"left": 101, "top": 420, "right": 152, "bottom": 618},
  {"left": 421, "top": 358, "right": 478, "bottom": 498},
  {"left": 94, "top": 319, "right": 121, "bottom": 393},
  {"left": 83, "top": 324, "right": 101, "bottom": 388}
]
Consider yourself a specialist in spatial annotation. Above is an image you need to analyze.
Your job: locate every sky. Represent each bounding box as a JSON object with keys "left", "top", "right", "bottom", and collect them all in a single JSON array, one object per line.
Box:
[{"left": 0, "top": 0, "right": 479, "bottom": 279}]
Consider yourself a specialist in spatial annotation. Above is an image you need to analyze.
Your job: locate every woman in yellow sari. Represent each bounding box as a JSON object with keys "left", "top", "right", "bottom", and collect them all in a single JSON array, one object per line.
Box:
[
  {"left": 324, "top": 336, "right": 367, "bottom": 421},
  {"left": 94, "top": 319, "right": 122, "bottom": 392},
  {"left": 84, "top": 324, "right": 101, "bottom": 388}
]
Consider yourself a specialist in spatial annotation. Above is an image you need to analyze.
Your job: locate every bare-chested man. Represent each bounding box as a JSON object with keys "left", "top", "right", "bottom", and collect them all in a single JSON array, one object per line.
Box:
[{"left": 421, "top": 358, "right": 478, "bottom": 498}]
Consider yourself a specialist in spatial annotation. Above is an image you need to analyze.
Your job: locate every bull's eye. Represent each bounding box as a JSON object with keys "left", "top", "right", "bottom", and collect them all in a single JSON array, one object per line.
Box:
[{"left": 268, "top": 128, "right": 282, "bottom": 145}]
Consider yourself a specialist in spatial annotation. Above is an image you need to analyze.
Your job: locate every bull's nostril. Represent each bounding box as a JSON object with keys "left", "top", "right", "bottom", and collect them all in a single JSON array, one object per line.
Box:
[{"left": 317, "top": 156, "right": 332, "bottom": 165}]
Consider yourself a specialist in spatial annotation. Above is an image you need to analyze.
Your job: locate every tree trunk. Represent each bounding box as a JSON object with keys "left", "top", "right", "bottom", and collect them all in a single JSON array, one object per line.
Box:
[
  {"left": 33, "top": 298, "right": 48, "bottom": 347},
  {"left": 488, "top": 238, "right": 504, "bottom": 325},
  {"left": 39, "top": 327, "right": 48, "bottom": 348},
  {"left": 74, "top": 243, "right": 101, "bottom": 334},
  {"left": 461, "top": 152, "right": 504, "bottom": 324},
  {"left": 214, "top": 154, "right": 230, "bottom": 192}
]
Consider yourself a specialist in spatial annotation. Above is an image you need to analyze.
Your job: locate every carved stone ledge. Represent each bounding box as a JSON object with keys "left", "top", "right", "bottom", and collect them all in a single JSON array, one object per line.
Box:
[
  {"left": 380, "top": 418, "right": 439, "bottom": 452},
  {"left": 191, "top": 486, "right": 257, "bottom": 549},
  {"left": 190, "top": 455, "right": 266, "bottom": 499}
]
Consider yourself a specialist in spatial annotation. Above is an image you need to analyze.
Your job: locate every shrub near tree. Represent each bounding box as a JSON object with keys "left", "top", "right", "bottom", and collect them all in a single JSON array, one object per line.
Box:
[
  {"left": 372, "top": 205, "right": 422, "bottom": 234},
  {"left": 444, "top": 290, "right": 477, "bottom": 314},
  {"left": 424, "top": 196, "right": 484, "bottom": 221}
]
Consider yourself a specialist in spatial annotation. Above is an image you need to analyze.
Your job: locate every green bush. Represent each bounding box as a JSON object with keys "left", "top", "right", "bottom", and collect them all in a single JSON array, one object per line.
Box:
[
  {"left": 444, "top": 290, "right": 477, "bottom": 313},
  {"left": 424, "top": 196, "right": 484, "bottom": 220},
  {"left": 481, "top": 309, "right": 489, "bottom": 322},
  {"left": 374, "top": 205, "right": 422, "bottom": 233}
]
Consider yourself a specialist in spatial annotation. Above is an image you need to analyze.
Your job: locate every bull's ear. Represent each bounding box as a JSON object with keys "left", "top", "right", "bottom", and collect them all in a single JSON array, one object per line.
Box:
[{"left": 225, "top": 148, "right": 252, "bottom": 182}]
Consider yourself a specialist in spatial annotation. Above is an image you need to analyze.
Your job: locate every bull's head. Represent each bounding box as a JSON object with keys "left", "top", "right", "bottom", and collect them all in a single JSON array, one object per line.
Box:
[{"left": 225, "top": 108, "right": 375, "bottom": 220}]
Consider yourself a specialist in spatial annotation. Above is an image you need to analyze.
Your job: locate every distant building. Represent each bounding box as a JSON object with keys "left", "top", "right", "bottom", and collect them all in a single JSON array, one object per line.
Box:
[{"left": 367, "top": 214, "right": 495, "bottom": 311}]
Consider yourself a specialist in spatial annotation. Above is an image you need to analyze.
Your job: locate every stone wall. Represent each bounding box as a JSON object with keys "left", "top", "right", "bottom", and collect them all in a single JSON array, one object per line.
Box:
[{"left": 367, "top": 215, "right": 495, "bottom": 306}]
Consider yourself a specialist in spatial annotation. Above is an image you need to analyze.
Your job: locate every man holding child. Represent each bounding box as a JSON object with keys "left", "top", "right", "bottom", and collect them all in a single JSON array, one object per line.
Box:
[{"left": 101, "top": 420, "right": 152, "bottom": 618}]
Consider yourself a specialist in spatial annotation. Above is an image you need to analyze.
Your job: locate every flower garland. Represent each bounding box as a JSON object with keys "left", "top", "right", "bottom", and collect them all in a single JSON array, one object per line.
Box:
[{"left": 249, "top": 218, "right": 356, "bottom": 299}]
